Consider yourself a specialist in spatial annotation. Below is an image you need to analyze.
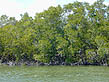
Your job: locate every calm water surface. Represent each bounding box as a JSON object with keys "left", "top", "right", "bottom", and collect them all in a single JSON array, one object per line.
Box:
[{"left": 0, "top": 66, "right": 109, "bottom": 82}]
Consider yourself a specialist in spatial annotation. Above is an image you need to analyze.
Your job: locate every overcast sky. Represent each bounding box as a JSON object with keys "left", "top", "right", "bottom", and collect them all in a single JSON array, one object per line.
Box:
[{"left": 0, "top": 0, "right": 109, "bottom": 19}]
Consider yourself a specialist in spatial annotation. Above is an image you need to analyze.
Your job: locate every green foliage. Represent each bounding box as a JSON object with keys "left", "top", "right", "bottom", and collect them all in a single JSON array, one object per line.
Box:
[{"left": 0, "top": 0, "right": 108, "bottom": 65}]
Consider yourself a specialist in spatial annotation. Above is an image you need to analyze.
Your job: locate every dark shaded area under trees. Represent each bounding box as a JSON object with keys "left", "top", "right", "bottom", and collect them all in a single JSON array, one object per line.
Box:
[{"left": 0, "top": 0, "right": 109, "bottom": 66}]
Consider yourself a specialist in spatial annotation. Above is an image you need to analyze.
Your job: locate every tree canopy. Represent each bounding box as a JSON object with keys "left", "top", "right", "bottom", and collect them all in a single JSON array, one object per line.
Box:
[{"left": 0, "top": 0, "right": 109, "bottom": 65}]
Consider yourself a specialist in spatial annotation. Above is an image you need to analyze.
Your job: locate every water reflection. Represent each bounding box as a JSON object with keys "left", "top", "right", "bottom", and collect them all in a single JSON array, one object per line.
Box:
[{"left": 0, "top": 66, "right": 109, "bottom": 82}]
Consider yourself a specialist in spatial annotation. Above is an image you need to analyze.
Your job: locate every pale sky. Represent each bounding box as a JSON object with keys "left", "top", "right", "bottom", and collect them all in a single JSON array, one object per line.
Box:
[{"left": 0, "top": 0, "right": 109, "bottom": 20}]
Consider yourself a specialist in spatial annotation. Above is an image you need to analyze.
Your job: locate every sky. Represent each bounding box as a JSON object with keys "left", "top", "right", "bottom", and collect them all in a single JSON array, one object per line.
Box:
[{"left": 0, "top": 0, "right": 109, "bottom": 20}]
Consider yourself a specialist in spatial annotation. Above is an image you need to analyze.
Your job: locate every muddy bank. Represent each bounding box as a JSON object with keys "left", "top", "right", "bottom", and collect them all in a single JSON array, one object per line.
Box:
[{"left": 0, "top": 60, "right": 108, "bottom": 66}]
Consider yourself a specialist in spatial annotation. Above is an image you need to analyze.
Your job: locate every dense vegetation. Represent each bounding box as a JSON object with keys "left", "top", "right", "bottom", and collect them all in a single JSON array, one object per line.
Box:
[{"left": 0, "top": 0, "right": 109, "bottom": 65}]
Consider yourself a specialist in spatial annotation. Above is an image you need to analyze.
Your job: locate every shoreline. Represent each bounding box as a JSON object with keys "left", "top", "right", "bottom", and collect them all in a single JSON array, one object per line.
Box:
[{"left": 0, "top": 61, "right": 108, "bottom": 66}]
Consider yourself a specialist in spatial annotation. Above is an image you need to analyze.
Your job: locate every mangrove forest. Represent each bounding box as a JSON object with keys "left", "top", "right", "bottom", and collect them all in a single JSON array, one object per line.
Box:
[{"left": 0, "top": 0, "right": 109, "bottom": 66}]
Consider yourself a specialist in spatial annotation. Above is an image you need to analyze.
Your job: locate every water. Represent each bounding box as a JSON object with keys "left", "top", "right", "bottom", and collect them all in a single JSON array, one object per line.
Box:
[{"left": 0, "top": 66, "right": 109, "bottom": 82}]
